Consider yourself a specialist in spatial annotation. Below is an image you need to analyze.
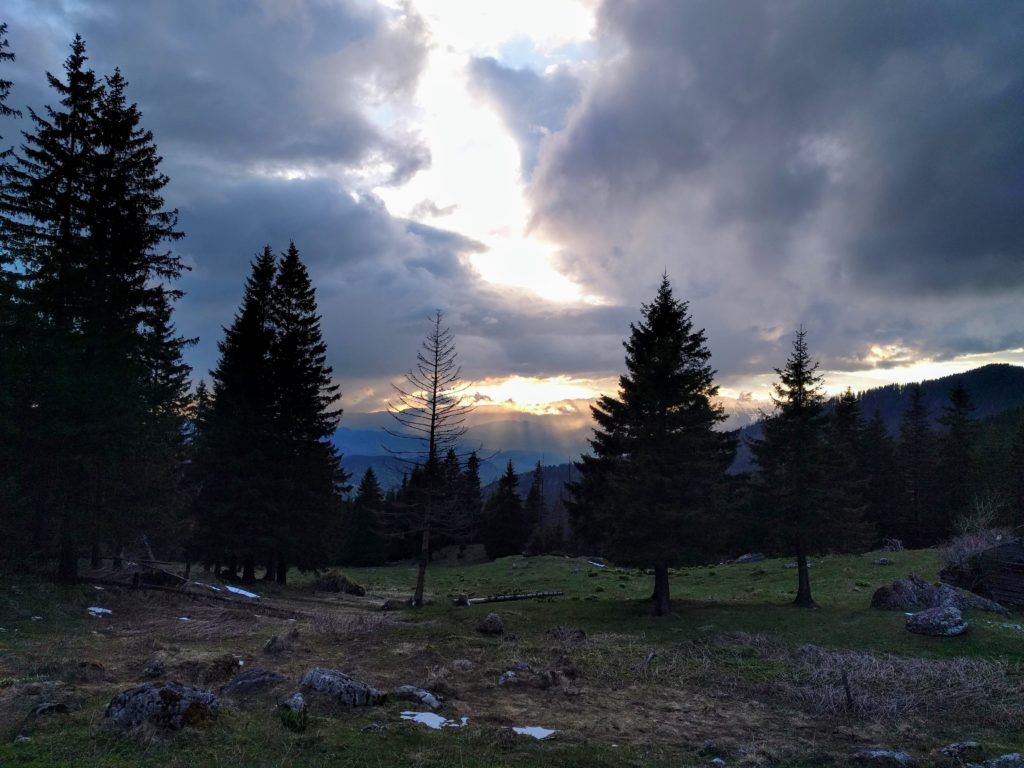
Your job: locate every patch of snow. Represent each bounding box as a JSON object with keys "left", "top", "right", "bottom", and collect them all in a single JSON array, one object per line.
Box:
[
  {"left": 400, "top": 711, "right": 468, "bottom": 730},
  {"left": 31, "top": 616, "right": 42, "bottom": 620},
  {"left": 513, "top": 726, "right": 557, "bottom": 740},
  {"left": 87, "top": 606, "right": 112, "bottom": 616},
  {"left": 177, "top": 617, "right": 191, "bottom": 622},
  {"left": 225, "top": 585, "right": 260, "bottom": 599},
  {"left": 93, "top": 585, "right": 105, "bottom": 590},
  {"left": 587, "top": 561, "right": 606, "bottom": 568},
  {"left": 193, "top": 581, "right": 222, "bottom": 592}
]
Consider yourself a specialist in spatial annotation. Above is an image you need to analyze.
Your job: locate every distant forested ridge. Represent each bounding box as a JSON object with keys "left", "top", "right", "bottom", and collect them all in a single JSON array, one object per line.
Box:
[{"left": 731, "top": 363, "right": 1024, "bottom": 472}]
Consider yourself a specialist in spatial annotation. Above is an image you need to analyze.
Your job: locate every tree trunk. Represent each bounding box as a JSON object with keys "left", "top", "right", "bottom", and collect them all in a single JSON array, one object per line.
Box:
[
  {"left": 112, "top": 545, "right": 123, "bottom": 571},
  {"left": 275, "top": 556, "right": 288, "bottom": 585},
  {"left": 227, "top": 557, "right": 238, "bottom": 580},
  {"left": 184, "top": 560, "right": 192, "bottom": 580},
  {"left": 652, "top": 562, "right": 670, "bottom": 616},
  {"left": 242, "top": 555, "right": 255, "bottom": 583},
  {"left": 794, "top": 548, "right": 815, "bottom": 608},
  {"left": 90, "top": 541, "right": 101, "bottom": 570},
  {"left": 57, "top": 538, "right": 78, "bottom": 584},
  {"left": 412, "top": 525, "right": 430, "bottom": 608},
  {"left": 262, "top": 552, "right": 277, "bottom": 581}
]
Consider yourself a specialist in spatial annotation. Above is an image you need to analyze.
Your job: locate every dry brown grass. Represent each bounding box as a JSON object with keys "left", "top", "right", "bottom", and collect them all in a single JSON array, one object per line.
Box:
[
  {"left": 788, "top": 643, "right": 1024, "bottom": 723},
  {"left": 548, "top": 630, "right": 1024, "bottom": 730},
  {"left": 310, "top": 610, "right": 396, "bottom": 641},
  {"left": 942, "top": 528, "right": 1012, "bottom": 571}
]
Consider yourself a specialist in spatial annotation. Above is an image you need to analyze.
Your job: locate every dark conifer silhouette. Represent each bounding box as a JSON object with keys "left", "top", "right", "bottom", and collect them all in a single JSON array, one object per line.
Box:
[
  {"left": 859, "top": 409, "right": 899, "bottom": 542},
  {"left": 569, "top": 276, "right": 734, "bottom": 615},
  {"left": 267, "top": 242, "right": 346, "bottom": 581},
  {"left": 481, "top": 460, "right": 527, "bottom": 558},
  {"left": 194, "top": 248, "right": 278, "bottom": 580},
  {"left": 936, "top": 382, "right": 978, "bottom": 537},
  {"left": 343, "top": 468, "right": 386, "bottom": 566},
  {"left": 0, "top": 38, "right": 187, "bottom": 579},
  {"left": 524, "top": 461, "right": 546, "bottom": 550},
  {"left": 897, "top": 384, "right": 937, "bottom": 546},
  {"left": 750, "top": 328, "right": 869, "bottom": 607}
]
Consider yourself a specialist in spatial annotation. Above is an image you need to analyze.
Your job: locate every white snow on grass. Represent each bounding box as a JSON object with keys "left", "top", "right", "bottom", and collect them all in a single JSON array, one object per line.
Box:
[
  {"left": 513, "top": 726, "right": 557, "bottom": 740},
  {"left": 587, "top": 561, "right": 606, "bottom": 568},
  {"left": 225, "top": 585, "right": 260, "bottom": 599},
  {"left": 400, "top": 712, "right": 469, "bottom": 730},
  {"left": 178, "top": 617, "right": 191, "bottom": 621},
  {"left": 87, "top": 607, "right": 112, "bottom": 616},
  {"left": 192, "top": 581, "right": 222, "bottom": 592}
]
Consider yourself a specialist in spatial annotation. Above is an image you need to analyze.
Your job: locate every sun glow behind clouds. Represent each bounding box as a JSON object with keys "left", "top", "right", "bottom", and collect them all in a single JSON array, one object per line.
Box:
[
  {"left": 465, "top": 374, "right": 617, "bottom": 415},
  {"left": 373, "top": 0, "right": 598, "bottom": 304}
]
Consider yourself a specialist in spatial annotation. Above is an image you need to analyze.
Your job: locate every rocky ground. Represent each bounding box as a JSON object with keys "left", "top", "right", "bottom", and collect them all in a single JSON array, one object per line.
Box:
[{"left": 0, "top": 550, "right": 1022, "bottom": 767}]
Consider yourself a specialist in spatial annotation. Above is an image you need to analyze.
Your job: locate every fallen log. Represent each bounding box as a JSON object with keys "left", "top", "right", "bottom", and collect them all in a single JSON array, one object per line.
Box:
[{"left": 454, "top": 590, "right": 563, "bottom": 606}]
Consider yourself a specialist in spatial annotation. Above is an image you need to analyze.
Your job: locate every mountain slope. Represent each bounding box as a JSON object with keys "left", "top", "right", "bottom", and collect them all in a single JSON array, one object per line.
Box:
[{"left": 731, "top": 363, "right": 1024, "bottom": 472}]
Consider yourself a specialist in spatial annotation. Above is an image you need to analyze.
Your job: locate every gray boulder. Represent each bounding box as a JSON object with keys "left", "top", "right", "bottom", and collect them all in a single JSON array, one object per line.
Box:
[
  {"left": 300, "top": 668, "right": 384, "bottom": 706},
  {"left": 477, "top": 612, "right": 505, "bottom": 636},
  {"left": 277, "top": 692, "right": 307, "bottom": 732},
  {"left": 105, "top": 682, "right": 219, "bottom": 730},
  {"left": 935, "top": 584, "right": 1009, "bottom": 615},
  {"left": 906, "top": 605, "right": 968, "bottom": 637},
  {"left": 968, "top": 756, "right": 1024, "bottom": 768},
  {"left": 855, "top": 748, "right": 914, "bottom": 765},
  {"left": 872, "top": 575, "right": 1007, "bottom": 614},
  {"left": 978, "top": 756, "right": 1024, "bottom": 768},
  {"left": 393, "top": 685, "right": 441, "bottom": 710},
  {"left": 222, "top": 669, "right": 288, "bottom": 697},
  {"left": 940, "top": 741, "right": 982, "bottom": 759}
]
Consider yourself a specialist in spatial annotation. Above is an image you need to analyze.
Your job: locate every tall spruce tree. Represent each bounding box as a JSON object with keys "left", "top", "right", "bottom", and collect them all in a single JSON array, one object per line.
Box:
[
  {"left": 267, "top": 242, "right": 346, "bottom": 581},
  {"left": 897, "top": 385, "right": 936, "bottom": 546},
  {"left": 750, "top": 329, "right": 870, "bottom": 607},
  {"left": 936, "top": 382, "right": 978, "bottom": 538},
  {"left": 860, "top": 409, "right": 899, "bottom": 543},
  {"left": 459, "top": 451, "right": 484, "bottom": 546},
  {"left": 195, "top": 248, "right": 278, "bottom": 581},
  {"left": 0, "top": 38, "right": 188, "bottom": 579},
  {"left": 569, "top": 276, "right": 734, "bottom": 615},
  {"left": 0, "top": 22, "right": 19, "bottom": 150},
  {"left": 481, "top": 460, "right": 527, "bottom": 559},
  {"left": 827, "top": 389, "right": 874, "bottom": 547},
  {"left": 0, "top": 20, "right": 22, "bottom": 545},
  {"left": 343, "top": 468, "right": 386, "bottom": 566},
  {"left": 524, "top": 462, "right": 546, "bottom": 551}
]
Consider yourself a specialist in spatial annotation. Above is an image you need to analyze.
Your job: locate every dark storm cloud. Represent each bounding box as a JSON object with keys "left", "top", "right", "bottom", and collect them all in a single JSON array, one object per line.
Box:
[
  {"left": 0, "top": 1, "right": 627, "bottom": 400},
  {"left": 468, "top": 56, "right": 581, "bottom": 177},
  {"left": 529, "top": 0, "right": 1024, "bottom": 372},
  {"left": 170, "top": 172, "right": 630, "bottom": 398}
]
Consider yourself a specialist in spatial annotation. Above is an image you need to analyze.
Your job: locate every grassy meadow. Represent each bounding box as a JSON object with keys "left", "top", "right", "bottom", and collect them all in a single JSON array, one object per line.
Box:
[{"left": 1, "top": 549, "right": 1022, "bottom": 767}]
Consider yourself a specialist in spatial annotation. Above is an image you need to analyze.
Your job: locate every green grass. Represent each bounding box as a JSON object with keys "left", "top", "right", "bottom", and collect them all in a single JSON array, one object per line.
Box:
[
  {"left": 350, "top": 548, "right": 1023, "bottom": 659},
  {"left": 1, "top": 548, "right": 1022, "bottom": 767}
]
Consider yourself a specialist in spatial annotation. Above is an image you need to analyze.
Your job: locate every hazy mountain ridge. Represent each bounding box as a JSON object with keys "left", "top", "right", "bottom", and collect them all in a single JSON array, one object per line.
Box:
[
  {"left": 336, "top": 364, "right": 1024, "bottom": 487},
  {"left": 730, "top": 363, "right": 1024, "bottom": 472}
]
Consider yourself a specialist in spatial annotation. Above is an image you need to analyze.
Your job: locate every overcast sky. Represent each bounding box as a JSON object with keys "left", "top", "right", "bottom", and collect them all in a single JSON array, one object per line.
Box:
[{"left": 2, "top": 0, "right": 1022, "bottom": 421}]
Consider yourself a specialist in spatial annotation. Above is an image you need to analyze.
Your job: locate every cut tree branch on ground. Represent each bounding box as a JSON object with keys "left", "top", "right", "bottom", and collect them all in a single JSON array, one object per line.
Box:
[{"left": 454, "top": 590, "right": 563, "bottom": 606}]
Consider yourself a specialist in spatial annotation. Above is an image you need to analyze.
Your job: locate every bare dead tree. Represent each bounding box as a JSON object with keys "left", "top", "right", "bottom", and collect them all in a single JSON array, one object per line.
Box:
[{"left": 385, "top": 310, "right": 474, "bottom": 607}]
